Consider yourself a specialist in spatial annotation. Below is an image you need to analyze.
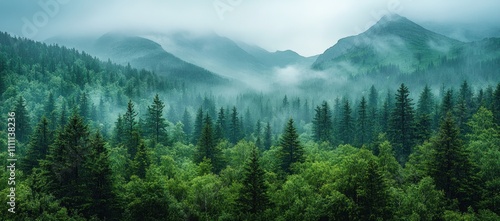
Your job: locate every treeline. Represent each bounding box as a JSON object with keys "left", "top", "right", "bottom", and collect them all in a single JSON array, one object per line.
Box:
[{"left": 2, "top": 82, "right": 500, "bottom": 220}]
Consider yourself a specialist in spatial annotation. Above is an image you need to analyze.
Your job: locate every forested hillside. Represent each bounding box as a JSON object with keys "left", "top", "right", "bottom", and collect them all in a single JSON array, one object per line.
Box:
[{"left": 1, "top": 31, "right": 500, "bottom": 220}]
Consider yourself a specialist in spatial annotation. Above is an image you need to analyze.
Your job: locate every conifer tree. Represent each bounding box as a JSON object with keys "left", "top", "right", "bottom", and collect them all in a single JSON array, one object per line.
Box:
[
  {"left": 244, "top": 108, "right": 254, "bottom": 137},
  {"left": 263, "top": 122, "right": 272, "bottom": 150},
  {"left": 416, "top": 85, "right": 434, "bottom": 143},
  {"left": 356, "top": 96, "right": 371, "bottom": 146},
  {"left": 182, "top": 108, "right": 193, "bottom": 142},
  {"left": 44, "top": 92, "right": 58, "bottom": 130},
  {"left": 132, "top": 141, "right": 150, "bottom": 179},
  {"left": 441, "top": 89, "right": 454, "bottom": 118},
  {"left": 41, "top": 111, "right": 91, "bottom": 214},
  {"left": 255, "top": 120, "right": 263, "bottom": 149},
  {"left": 86, "top": 132, "right": 117, "bottom": 219},
  {"left": 368, "top": 86, "right": 379, "bottom": 139},
  {"left": 79, "top": 92, "right": 90, "bottom": 120},
  {"left": 146, "top": 94, "right": 167, "bottom": 144},
  {"left": 215, "top": 107, "right": 227, "bottom": 141},
  {"left": 23, "top": 117, "right": 52, "bottom": 173},
  {"left": 339, "top": 99, "right": 353, "bottom": 144},
  {"left": 237, "top": 146, "right": 269, "bottom": 220},
  {"left": 192, "top": 107, "right": 204, "bottom": 144},
  {"left": 312, "top": 101, "right": 333, "bottom": 143},
  {"left": 195, "top": 114, "right": 224, "bottom": 173},
  {"left": 278, "top": 118, "right": 304, "bottom": 174},
  {"left": 59, "top": 100, "right": 68, "bottom": 128},
  {"left": 13, "top": 96, "right": 31, "bottom": 143},
  {"left": 113, "top": 114, "right": 125, "bottom": 145},
  {"left": 389, "top": 84, "right": 416, "bottom": 164},
  {"left": 229, "top": 106, "right": 241, "bottom": 144},
  {"left": 123, "top": 99, "right": 138, "bottom": 137},
  {"left": 429, "top": 113, "right": 480, "bottom": 211}
]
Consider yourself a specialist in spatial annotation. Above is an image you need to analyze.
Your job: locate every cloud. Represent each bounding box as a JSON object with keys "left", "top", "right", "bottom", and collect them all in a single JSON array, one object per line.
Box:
[{"left": 0, "top": 0, "right": 499, "bottom": 56}]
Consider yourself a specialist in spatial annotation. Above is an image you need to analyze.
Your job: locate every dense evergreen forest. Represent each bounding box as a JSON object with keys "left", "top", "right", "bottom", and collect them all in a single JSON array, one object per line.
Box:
[{"left": 1, "top": 32, "right": 500, "bottom": 220}]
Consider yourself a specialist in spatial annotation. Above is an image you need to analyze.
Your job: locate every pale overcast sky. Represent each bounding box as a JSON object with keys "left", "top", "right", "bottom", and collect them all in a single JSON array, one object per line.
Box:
[{"left": 1, "top": 0, "right": 499, "bottom": 56}]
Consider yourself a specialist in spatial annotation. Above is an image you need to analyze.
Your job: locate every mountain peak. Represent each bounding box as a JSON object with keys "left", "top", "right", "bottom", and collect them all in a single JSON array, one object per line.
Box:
[{"left": 366, "top": 14, "right": 424, "bottom": 36}]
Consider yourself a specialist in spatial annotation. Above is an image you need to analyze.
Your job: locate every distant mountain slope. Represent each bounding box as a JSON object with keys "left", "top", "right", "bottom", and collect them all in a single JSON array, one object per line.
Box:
[
  {"left": 235, "top": 42, "right": 316, "bottom": 67},
  {"left": 144, "top": 32, "right": 268, "bottom": 79},
  {"left": 312, "top": 14, "right": 464, "bottom": 75},
  {"left": 144, "top": 32, "right": 314, "bottom": 78},
  {"left": 93, "top": 33, "right": 227, "bottom": 85},
  {"left": 47, "top": 33, "right": 227, "bottom": 85}
]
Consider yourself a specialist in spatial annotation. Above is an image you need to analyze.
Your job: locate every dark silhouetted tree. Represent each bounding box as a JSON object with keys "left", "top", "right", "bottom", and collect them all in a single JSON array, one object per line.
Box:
[
  {"left": 237, "top": 146, "right": 269, "bottom": 220},
  {"left": 429, "top": 113, "right": 480, "bottom": 211},
  {"left": 278, "top": 118, "right": 304, "bottom": 174},
  {"left": 146, "top": 94, "right": 167, "bottom": 144},
  {"left": 389, "top": 84, "right": 416, "bottom": 164},
  {"left": 312, "top": 101, "right": 333, "bottom": 143},
  {"left": 13, "top": 96, "right": 31, "bottom": 143}
]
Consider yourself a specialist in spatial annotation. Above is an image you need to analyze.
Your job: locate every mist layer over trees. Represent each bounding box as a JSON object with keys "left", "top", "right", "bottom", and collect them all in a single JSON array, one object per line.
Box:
[{"left": 1, "top": 31, "right": 500, "bottom": 220}]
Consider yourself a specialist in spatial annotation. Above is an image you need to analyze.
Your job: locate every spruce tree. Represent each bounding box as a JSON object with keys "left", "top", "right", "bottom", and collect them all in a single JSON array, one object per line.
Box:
[
  {"left": 44, "top": 92, "right": 58, "bottom": 130},
  {"left": 429, "top": 113, "right": 480, "bottom": 211},
  {"left": 368, "top": 86, "right": 379, "bottom": 140},
  {"left": 229, "top": 106, "right": 241, "bottom": 144},
  {"left": 113, "top": 114, "right": 125, "bottom": 145},
  {"left": 59, "top": 100, "right": 68, "bottom": 128},
  {"left": 79, "top": 92, "right": 90, "bottom": 120},
  {"left": 23, "top": 117, "right": 52, "bottom": 174},
  {"left": 312, "top": 101, "right": 333, "bottom": 143},
  {"left": 13, "top": 96, "right": 31, "bottom": 143},
  {"left": 132, "top": 141, "right": 150, "bottom": 179},
  {"left": 441, "top": 89, "right": 454, "bottom": 118},
  {"left": 146, "top": 94, "right": 167, "bottom": 144},
  {"left": 356, "top": 96, "right": 371, "bottom": 146},
  {"left": 182, "top": 108, "right": 193, "bottom": 142},
  {"left": 416, "top": 85, "right": 434, "bottom": 143},
  {"left": 389, "top": 84, "right": 416, "bottom": 164},
  {"left": 263, "top": 122, "right": 272, "bottom": 150},
  {"left": 339, "top": 99, "right": 353, "bottom": 144},
  {"left": 255, "top": 120, "right": 263, "bottom": 149},
  {"left": 215, "top": 107, "right": 227, "bottom": 141},
  {"left": 123, "top": 99, "right": 138, "bottom": 138},
  {"left": 192, "top": 107, "right": 204, "bottom": 144},
  {"left": 278, "top": 118, "right": 304, "bottom": 174},
  {"left": 195, "top": 114, "right": 224, "bottom": 173},
  {"left": 244, "top": 108, "right": 254, "bottom": 137},
  {"left": 86, "top": 132, "right": 117, "bottom": 219},
  {"left": 237, "top": 146, "right": 269, "bottom": 220},
  {"left": 41, "top": 111, "right": 91, "bottom": 214}
]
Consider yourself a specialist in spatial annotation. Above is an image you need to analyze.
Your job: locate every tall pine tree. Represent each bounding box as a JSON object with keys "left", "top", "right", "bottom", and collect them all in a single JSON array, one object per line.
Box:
[
  {"left": 429, "top": 113, "right": 480, "bottom": 211},
  {"left": 195, "top": 114, "right": 224, "bottom": 173},
  {"left": 339, "top": 99, "right": 353, "bottom": 144},
  {"left": 13, "top": 96, "right": 31, "bottom": 143},
  {"left": 389, "top": 84, "right": 416, "bottom": 164},
  {"left": 237, "top": 146, "right": 269, "bottom": 220},
  {"left": 312, "top": 101, "right": 333, "bottom": 143},
  {"left": 23, "top": 117, "right": 52, "bottom": 174},
  {"left": 278, "top": 118, "right": 304, "bottom": 174},
  {"left": 146, "top": 94, "right": 167, "bottom": 144},
  {"left": 263, "top": 122, "right": 272, "bottom": 150}
]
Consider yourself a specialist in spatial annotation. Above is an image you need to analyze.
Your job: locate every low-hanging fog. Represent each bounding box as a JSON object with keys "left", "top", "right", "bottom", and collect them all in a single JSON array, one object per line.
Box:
[{"left": 1, "top": 0, "right": 500, "bottom": 56}]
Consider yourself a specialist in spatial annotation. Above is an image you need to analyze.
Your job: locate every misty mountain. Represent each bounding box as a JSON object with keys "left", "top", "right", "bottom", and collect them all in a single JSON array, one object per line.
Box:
[
  {"left": 235, "top": 42, "right": 317, "bottom": 68},
  {"left": 144, "top": 32, "right": 315, "bottom": 77},
  {"left": 312, "top": 14, "right": 464, "bottom": 75},
  {"left": 46, "top": 33, "right": 227, "bottom": 86},
  {"left": 94, "top": 33, "right": 228, "bottom": 85},
  {"left": 420, "top": 22, "right": 500, "bottom": 42}
]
